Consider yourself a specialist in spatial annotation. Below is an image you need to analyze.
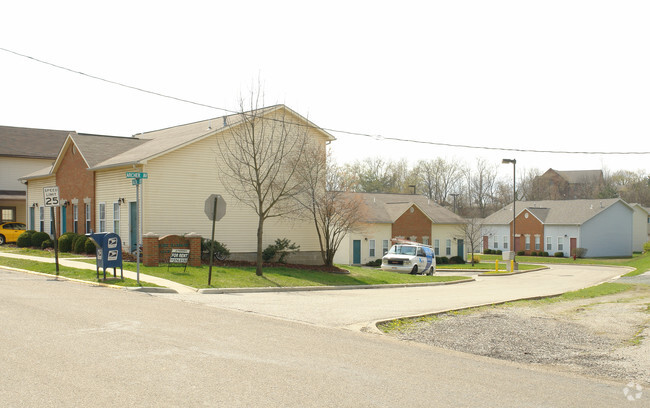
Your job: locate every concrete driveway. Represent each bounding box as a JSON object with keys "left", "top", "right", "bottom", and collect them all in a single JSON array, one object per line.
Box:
[{"left": 155, "top": 264, "right": 632, "bottom": 331}]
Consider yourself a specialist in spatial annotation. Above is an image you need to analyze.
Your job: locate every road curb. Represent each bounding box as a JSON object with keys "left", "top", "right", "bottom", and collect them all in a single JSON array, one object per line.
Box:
[{"left": 198, "top": 276, "right": 474, "bottom": 294}]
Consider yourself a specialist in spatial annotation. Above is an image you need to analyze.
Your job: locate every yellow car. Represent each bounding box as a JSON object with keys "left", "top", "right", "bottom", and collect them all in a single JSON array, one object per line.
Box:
[{"left": 0, "top": 222, "right": 26, "bottom": 245}]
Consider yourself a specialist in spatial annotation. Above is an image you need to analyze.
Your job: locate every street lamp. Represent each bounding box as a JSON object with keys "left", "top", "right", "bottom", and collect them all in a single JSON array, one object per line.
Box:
[{"left": 502, "top": 159, "right": 516, "bottom": 265}]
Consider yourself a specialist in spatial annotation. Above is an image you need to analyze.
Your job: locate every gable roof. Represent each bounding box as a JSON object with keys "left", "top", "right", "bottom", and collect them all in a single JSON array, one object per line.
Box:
[
  {"left": 544, "top": 169, "right": 603, "bottom": 184},
  {"left": 344, "top": 192, "right": 466, "bottom": 224},
  {"left": 51, "top": 133, "right": 146, "bottom": 172},
  {"left": 0, "top": 125, "right": 72, "bottom": 159},
  {"left": 89, "top": 104, "right": 335, "bottom": 170},
  {"left": 483, "top": 198, "right": 630, "bottom": 226}
]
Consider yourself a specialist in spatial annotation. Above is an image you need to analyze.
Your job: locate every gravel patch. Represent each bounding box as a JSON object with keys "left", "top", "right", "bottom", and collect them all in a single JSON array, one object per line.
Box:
[{"left": 387, "top": 285, "right": 650, "bottom": 385}]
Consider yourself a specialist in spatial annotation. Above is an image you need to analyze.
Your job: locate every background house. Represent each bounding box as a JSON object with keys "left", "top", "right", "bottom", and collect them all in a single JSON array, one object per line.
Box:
[
  {"left": 482, "top": 198, "right": 634, "bottom": 258},
  {"left": 0, "top": 126, "right": 70, "bottom": 224},
  {"left": 334, "top": 193, "right": 468, "bottom": 265},
  {"left": 533, "top": 168, "right": 604, "bottom": 200}
]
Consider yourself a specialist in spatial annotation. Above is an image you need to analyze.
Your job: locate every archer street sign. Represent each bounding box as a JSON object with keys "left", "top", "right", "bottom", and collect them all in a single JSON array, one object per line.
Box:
[
  {"left": 126, "top": 172, "right": 148, "bottom": 179},
  {"left": 204, "top": 194, "right": 227, "bottom": 221}
]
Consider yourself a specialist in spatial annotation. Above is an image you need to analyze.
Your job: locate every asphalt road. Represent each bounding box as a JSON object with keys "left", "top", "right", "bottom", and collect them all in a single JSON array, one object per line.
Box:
[
  {"left": 157, "top": 264, "right": 632, "bottom": 331},
  {"left": 0, "top": 266, "right": 639, "bottom": 407}
]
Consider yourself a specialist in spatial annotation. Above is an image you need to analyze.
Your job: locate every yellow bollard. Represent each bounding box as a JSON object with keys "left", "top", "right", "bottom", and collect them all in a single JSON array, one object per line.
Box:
[
  {"left": 495, "top": 259, "right": 499, "bottom": 271},
  {"left": 511, "top": 260, "right": 514, "bottom": 272}
]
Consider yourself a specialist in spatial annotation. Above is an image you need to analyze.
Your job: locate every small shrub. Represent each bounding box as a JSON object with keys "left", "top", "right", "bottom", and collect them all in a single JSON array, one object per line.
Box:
[
  {"left": 436, "top": 256, "right": 449, "bottom": 265},
  {"left": 484, "top": 249, "right": 493, "bottom": 255},
  {"left": 73, "top": 236, "right": 88, "bottom": 254},
  {"left": 17, "top": 230, "right": 36, "bottom": 248},
  {"left": 58, "top": 232, "right": 78, "bottom": 253},
  {"left": 262, "top": 238, "right": 300, "bottom": 263},
  {"left": 201, "top": 239, "right": 230, "bottom": 257},
  {"left": 85, "top": 239, "right": 97, "bottom": 254},
  {"left": 365, "top": 259, "right": 382, "bottom": 267},
  {"left": 31, "top": 232, "right": 50, "bottom": 249},
  {"left": 541, "top": 252, "right": 549, "bottom": 257},
  {"left": 644, "top": 241, "right": 650, "bottom": 253},
  {"left": 517, "top": 251, "right": 526, "bottom": 256},
  {"left": 496, "top": 250, "right": 502, "bottom": 255},
  {"left": 554, "top": 252, "right": 565, "bottom": 257},
  {"left": 41, "top": 239, "right": 53, "bottom": 250},
  {"left": 449, "top": 256, "right": 465, "bottom": 264},
  {"left": 471, "top": 255, "right": 481, "bottom": 263},
  {"left": 572, "top": 248, "right": 588, "bottom": 258},
  {"left": 530, "top": 251, "right": 538, "bottom": 256}
]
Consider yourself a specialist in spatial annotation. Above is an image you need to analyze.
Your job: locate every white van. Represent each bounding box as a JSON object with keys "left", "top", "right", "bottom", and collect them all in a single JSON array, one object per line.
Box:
[{"left": 381, "top": 241, "right": 436, "bottom": 275}]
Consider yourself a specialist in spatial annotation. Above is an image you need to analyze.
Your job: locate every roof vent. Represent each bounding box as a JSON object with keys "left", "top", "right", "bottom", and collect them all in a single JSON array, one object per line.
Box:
[{"left": 223, "top": 116, "right": 228, "bottom": 127}]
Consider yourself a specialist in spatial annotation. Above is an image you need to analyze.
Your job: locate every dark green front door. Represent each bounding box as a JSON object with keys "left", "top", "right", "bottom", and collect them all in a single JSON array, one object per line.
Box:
[
  {"left": 353, "top": 240, "right": 361, "bottom": 264},
  {"left": 129, "top": 202, "right": 137, "bottom": 252},
  {"left": 457, "top": 239, "right": 464, "bottom": 260}
]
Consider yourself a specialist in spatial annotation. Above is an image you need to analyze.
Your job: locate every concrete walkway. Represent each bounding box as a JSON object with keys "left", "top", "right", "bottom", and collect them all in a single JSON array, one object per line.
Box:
[{"left": 0, "top": 252, "right": 197, "bottom": 294}]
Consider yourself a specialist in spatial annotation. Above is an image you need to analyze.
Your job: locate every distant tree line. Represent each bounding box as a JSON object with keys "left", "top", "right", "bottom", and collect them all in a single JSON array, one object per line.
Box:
[{"left": 332, "top": 157, "right": 650, "bottom": 218}]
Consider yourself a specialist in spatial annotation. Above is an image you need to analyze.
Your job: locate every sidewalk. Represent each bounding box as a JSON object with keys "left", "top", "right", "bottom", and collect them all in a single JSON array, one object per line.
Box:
[{"left": 0, "top": 252, "right": 197, "bottom": 294}]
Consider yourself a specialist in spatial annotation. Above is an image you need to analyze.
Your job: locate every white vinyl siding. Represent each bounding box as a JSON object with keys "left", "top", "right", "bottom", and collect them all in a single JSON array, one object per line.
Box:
[{"left": 140, "top": 129, "right": 325, "bottom": 253}]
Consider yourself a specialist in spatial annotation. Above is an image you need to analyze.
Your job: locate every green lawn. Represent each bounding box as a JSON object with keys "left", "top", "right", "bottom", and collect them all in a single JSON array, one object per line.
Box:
[
  {"left": 476, "top": 252, "right": 649, "bottom": 277},
  {"left": 120, "top": 262, "right": 469, "bottom": 289},
  {"left": 0, "top": 256, "right": 154, "bottom": 287}
]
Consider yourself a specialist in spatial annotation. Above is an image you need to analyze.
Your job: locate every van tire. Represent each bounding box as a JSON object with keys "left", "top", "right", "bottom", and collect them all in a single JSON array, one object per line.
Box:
[
  {"left": 410, "top": 265, "right": 418, "bottom": 275},
  {"left": 427, "top": 267, "right": 434, "bottom": 276}
]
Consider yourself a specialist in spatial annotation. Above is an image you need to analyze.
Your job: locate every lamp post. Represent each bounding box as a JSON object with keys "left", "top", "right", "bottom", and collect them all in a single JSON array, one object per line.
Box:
[{"left": 502, "top": 159, "right": 516, "bottom": 265}]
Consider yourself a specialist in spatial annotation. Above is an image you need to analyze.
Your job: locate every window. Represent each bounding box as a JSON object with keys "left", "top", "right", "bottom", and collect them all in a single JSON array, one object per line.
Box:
[
  {"left": 382, "top": 240, "right": 389, "bottom": 255},
  {"left": 446, "top": 239, "right": 451, "bottom": 256},
  {"left": 558, "top": 237, "right": 564, "bottom": 251},
  {"left": 546, "top": 236, "right": 552, "bottom": 251},
  {"left": 73, "top": 205, "right": 78, "bottom": 233},
  {"left": 39, "top": 207, "right": 44, "bottom": 232},
  {"left": 85, "top": 203, "right": 91, "bottom": 233},
  {"left": 503, "top": 236, "right": 508, "bottom": 249},
  {"left": 369, "top": 239, "right": 375, "bottom": 257},
  {"left": 493, "top": 236, "right": 499, "bottom": 249},
  {"left": 99, "top": 203, "right": 106, "bottom": 232},
  {"left": 1, "top": 207, "right": 16, "bottom": 222},
  {"left": 535, "top": 235, "right": 540, "bottom": 251},
  {"left": 113, "top": 202, "right": 120, "bottom": 233},
  {"left": 434, "top": 239, "right": 440, "bottom": 256},
  {"left": 525, "top": 235, "right": 530, "bottom": 250},
  {"left": 422, "top": 237, "right": 429, "bottom": 245}
]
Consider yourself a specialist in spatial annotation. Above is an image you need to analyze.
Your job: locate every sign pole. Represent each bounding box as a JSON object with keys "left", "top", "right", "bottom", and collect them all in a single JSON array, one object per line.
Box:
[
  {"left": 208, "top": 198, "right": 218, "bottom": 286},
  {"left": 52, "top": 207, "right": 60, "bottom": 277},
  {"left": 136, "top": 179, "right": 141, "bottom": 285}
]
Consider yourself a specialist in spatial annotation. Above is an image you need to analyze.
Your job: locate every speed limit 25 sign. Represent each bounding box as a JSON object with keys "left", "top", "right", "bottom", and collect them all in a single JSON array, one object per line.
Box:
[{"left": 43, "top": 186, "right": 60, "bottom": 207}]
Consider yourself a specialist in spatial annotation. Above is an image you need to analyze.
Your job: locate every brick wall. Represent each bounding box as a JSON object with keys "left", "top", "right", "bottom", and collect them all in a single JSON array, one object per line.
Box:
[
  {"left": 512, "top": 210, "right": 544, "bottom": 254},
  {"left": 392, "top": 205, "right": 431, "bottom": 243},
  {"left": 143, "top": 233, "right": 201, "bottom": 267},
  {"left": 56, "top": 142, "right": 94, "bottom": 235}
]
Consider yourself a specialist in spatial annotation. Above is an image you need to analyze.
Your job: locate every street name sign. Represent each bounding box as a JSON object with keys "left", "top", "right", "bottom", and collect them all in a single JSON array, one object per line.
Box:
[{"left": 126, "top": 172, "right": 148, "bottom": 179}]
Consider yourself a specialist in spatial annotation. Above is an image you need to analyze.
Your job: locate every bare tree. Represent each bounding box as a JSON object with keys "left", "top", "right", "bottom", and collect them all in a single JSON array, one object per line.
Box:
[
  {"left": 413, "top": 158, "right": 460, "bottom": 204},
  {"left": 217, "top": 92, "right": 309, "bottom": 276},
  {"left": 465, "top": 158, "right": 499, "bottom": 217},
  {"left": 295, "top": 146, "right": 366, "bottom": 266},
  {"left": 457, "top": 217, "right": 483, "bottom": 266}
]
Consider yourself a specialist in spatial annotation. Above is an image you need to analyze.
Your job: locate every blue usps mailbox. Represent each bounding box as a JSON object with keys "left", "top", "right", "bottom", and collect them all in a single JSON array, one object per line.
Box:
[{"left": 86, "top": 232, "right": 123, "bottom": 280}]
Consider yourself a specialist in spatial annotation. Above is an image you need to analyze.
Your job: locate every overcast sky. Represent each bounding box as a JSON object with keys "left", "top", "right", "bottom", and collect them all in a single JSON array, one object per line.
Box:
[{"left": 1, "top": 1, "right": 648, "bottom": 180}]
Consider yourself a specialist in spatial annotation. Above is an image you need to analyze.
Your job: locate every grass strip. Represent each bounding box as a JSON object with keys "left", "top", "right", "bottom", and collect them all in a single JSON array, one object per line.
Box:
[{"left": 0, "top": 257, "right": 155, "bottom": 287}]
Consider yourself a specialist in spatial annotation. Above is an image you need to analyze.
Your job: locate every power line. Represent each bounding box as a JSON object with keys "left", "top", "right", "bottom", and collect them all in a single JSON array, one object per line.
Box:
[{"left": 2, "top": 46, "right": 648, "bottom": 156}]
